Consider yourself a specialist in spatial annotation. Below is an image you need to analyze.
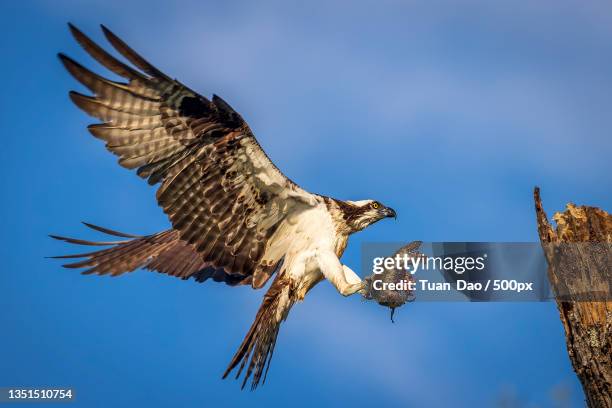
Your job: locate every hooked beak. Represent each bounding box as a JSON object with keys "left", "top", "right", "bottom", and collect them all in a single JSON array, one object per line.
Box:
[{"left": 382, "top": 207, "right": 397, "bottom": 219}]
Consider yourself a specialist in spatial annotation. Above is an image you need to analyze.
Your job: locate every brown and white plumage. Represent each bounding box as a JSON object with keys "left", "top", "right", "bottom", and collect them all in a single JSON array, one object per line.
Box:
[{"left": 52, "top": 24, "right": 396, "bottom": 390}]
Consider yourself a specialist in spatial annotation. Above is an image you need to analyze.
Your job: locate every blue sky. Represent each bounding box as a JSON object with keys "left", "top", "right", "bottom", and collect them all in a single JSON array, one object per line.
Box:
[{"left": 1, "top": 0, "right": 611, "bottom": 407}]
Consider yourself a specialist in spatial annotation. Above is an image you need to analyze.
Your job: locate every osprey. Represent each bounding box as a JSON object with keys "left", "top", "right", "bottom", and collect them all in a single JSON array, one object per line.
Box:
[{"left": 52, "top": 24, "right": 397, "bottom": 390}]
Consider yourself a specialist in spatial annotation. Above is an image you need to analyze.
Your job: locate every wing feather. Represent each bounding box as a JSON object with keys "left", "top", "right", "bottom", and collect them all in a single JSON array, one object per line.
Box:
[
  {"left": 61, "top": 24, "right": 316, "bottom": 286},
  {"left": 100, "top": 24, "right": 170, "bottom": 80},
  {"left": 51, "top": 227, "right": 250, "bottom": 284}
]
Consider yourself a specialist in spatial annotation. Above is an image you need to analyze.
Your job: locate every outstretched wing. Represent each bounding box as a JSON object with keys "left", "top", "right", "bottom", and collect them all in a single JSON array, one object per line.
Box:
[
  {"left": 60, "top": 24, "right": 316, "bottom": 287},
  {"left": 50, "top": 223, "right": 258, "bottom": 286}
]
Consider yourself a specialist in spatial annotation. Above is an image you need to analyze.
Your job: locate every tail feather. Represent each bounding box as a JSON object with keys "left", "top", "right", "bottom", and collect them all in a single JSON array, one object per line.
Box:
[{"left": 223, "top": 276, "right": 295, "bottom": 390}]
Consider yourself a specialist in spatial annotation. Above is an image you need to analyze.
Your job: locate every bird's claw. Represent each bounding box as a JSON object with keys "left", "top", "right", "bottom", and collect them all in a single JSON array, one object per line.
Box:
[{"left": 341, "top": 282, "right": 366, "bottom": 297}]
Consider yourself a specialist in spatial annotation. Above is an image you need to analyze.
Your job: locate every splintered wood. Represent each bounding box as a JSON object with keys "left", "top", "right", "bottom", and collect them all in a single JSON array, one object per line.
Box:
[{"left": 534, "top": 187, "right": 611, "bottom": 408}]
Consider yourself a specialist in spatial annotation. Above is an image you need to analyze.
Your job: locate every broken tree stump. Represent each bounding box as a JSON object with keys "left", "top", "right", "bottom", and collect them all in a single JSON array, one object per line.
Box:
[{"left": 534, "top": 187, "right": 612, "bottom": 408}]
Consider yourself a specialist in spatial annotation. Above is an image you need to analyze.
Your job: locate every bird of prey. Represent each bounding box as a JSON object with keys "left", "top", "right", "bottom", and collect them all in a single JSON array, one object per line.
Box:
[{"left": 51, "top": 24, "right": 397, "bottom": 390}]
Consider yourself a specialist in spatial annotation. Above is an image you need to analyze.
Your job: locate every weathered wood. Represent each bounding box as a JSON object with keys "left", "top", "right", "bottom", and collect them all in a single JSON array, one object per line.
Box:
[{"left": 534, "top": 187, "right": 612, "bottom": 408}]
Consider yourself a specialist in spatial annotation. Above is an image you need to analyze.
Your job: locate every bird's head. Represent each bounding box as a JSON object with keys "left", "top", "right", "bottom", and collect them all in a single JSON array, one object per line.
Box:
[{"left": 341, "top": 199, "right": 397, "bottom": 232}]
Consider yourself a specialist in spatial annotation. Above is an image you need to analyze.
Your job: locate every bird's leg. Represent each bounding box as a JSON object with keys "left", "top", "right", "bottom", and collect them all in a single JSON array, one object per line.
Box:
[
  {"left": 339, "top": 281, "right": 365, "bottom": 297},
  {"left": 316, "top": 250, "right": 364, "bottom": 297},
  {"left": 341, "top": 265, "right": 366, "bottom": 296}
]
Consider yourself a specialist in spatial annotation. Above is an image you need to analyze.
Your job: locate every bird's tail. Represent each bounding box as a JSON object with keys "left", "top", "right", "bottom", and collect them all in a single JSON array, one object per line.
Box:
[
  {"left": 223, "top": 275, "right": 295, "bottom": 390},
  {"left": 48, "top": 222, "right": 195, "bottom": 278}
]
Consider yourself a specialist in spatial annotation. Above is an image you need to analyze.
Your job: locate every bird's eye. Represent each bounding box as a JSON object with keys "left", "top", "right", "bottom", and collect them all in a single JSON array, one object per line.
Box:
[{"left": 371, "top": 202, "right": 380, "bottom": 209}]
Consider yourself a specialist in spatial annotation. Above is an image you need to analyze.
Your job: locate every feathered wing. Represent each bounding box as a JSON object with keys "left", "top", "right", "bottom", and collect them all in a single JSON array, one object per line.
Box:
[
  {"left": 54, "top": 24, "right": 320, "bottom": 390},
  {"left": 50, "top": 223, "right": 252, "bottom": 285},
  {"left": 57, "top": 24, "right": 317, "bottom": 288},
  {"left": 53, "top": 225, "right": 297, "bottom": 389}
]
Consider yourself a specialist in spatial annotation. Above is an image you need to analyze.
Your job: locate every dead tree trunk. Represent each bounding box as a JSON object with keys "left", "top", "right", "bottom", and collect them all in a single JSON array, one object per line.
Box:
[{"left": 534, "top": 187, "right": 612, "bottom": 407}]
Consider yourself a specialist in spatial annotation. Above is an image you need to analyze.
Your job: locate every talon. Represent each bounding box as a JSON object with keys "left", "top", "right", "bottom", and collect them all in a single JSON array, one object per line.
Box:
[{"left": 341, "top": 282, "right": 365, "bottom": 297}]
